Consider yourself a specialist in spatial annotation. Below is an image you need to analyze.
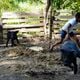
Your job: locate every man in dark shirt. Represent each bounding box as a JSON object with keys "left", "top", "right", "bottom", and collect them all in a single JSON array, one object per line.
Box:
[{"left": 60, "top": 38, "right": 80, "bottom": 74}]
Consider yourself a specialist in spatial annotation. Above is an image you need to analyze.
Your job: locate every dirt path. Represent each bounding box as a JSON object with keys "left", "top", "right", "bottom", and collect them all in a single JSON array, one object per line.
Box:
[{"left": 0, "top": 42, "right": 80, "bottom": 80}]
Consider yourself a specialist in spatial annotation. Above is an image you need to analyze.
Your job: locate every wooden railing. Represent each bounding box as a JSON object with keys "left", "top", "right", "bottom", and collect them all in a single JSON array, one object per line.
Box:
[
  {"left": 1, "top": 10, "right": 80, "bottom": 43},
  {"left": 1, "top": 12, "right": 44, "bottom": 42}
]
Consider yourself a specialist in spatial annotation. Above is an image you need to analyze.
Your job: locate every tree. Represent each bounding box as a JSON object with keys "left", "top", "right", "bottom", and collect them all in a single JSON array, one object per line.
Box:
[
  {"left": 61, "top": 0, "right": 80, "bottom": 11},
  {"left": 0, "top": 0, "right": 43, "bottom": 16},
  {"left": 44, "top": 0, "right": 80, "bottom": 39},
  {"left": 44, "top": 0, "right": 62, "bottom": 39}
]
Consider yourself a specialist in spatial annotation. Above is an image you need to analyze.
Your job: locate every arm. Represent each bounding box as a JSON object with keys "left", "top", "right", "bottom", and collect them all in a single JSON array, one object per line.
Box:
[
  {"left": 67, "top": 24, "right": 72, "bottom": 32},
  {"left": 67, "top": 23, "right": 72, "bottom": 39},
  {"left": 67, "top": 24, "right": 80, "bottom": 48}
]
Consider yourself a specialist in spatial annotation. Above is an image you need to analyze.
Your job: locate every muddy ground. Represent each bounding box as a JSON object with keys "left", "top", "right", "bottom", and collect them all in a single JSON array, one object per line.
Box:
[{"left": 0, "top": 38, "right": 80, "bottom": 80}]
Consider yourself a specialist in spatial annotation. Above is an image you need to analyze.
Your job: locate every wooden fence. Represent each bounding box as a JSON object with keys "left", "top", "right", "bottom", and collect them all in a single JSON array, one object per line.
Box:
[
  {"left": 0, "top": 10, "right": 80, "bottom": 44},
  {"left": 51, "top": 10, "right": 80, "bottom": 39},
  {"left": 1, "top": 12, "right": 44, "bottom": 43}
]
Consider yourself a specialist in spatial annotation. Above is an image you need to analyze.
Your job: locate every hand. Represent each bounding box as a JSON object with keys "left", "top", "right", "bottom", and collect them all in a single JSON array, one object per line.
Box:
[{"left": 49, "top": 45, "right": 54, "bottom": 52}]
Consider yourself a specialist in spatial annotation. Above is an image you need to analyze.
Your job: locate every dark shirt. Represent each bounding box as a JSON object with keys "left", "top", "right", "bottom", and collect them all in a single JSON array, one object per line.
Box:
[{"left": 60, "top": 39, "right": 80, "bottom": 54}]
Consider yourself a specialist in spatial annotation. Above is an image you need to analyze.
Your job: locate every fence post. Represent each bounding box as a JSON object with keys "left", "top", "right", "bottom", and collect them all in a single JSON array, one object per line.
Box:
[{"left": 0, "top": 22, "right": 3, "bottom": 44}]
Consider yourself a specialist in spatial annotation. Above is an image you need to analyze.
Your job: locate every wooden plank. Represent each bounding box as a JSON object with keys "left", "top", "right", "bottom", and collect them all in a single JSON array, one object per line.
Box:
[
  {"left": 3, "top": 24, "right": 44, "bottom": 29},
  {"left": 56, "top": 10, "right": 72, "bottom": 13},
  {"left": 2, "top": 12, "right": 42, "bottom": 18},
  {"left": 3, "top": 28, "right": 44, "bottom": 39},
  {"left": 2, "top": 19, "right": 27, "bottom": 23},
  {"left": 19, "top": 28, "right": 44, "bottom": 32},
  {"left": 56, "top": 16, "right": 73, "bottom": 20},
  {"left": 2, "top": 19, "right": 43, "bottom": 24}
]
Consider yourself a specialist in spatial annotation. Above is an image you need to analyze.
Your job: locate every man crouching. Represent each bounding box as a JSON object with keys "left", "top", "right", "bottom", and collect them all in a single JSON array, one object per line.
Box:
[{"left": 60, "top": 37, "right": 80, "bottom": 74}]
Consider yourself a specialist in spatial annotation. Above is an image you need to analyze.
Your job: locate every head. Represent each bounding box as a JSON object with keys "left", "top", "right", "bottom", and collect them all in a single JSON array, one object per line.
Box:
[{"left": 75, "top": 12, "right": 80, "bottom": 22}]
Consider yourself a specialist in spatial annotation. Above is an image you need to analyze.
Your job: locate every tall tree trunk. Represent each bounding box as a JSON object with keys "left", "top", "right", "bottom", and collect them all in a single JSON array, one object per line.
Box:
[
  {"left": 45, "top": 0, "right": 51, "bottom": 18},
  {"left": 49, "top": 7, "right": 53, "bottom": 40},
  {"left": 44, "top": 0, "right": 51, "bottom": 38}
]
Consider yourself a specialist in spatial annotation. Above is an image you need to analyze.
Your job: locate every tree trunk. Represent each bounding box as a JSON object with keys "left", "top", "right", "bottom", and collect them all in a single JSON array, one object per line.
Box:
[
  {"left": 44, "top": 0, "right": 51, "bottom": 39},
  {"left": 49, "top": 7, "right": 53, "bottom": 40},
  {"left": 45, "top": 0, "right": 51, "bottom": 18}
]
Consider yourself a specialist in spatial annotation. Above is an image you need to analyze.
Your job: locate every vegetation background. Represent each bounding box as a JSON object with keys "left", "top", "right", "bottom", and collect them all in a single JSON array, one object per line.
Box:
[{"left": 0, "top": 0, "right": 80, "bottom": 17}]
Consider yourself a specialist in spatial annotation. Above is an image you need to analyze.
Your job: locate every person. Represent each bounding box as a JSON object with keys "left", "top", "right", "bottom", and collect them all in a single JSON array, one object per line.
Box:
[
  {"left": 50, "top": 12, "right": 80, "bottom": 51},
  {"left": 60, "top": 37, "right": 80, "bottom": 74}
]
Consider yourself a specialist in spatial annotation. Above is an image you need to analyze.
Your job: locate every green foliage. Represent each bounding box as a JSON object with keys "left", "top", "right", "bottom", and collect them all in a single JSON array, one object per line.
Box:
[
  {"left": 50, "top": 0, "right": 80, "bottom": 12},
  {"left": 61, "top": 0, "right": 80, "bottom": 12},
  {"left": 0, "top": 0, "right": 43, "bottom": 16},
  {"left": 70, "top": 2, "right": 80, "bottom": 12},
  {"left": 51, "top": 0, "right": 63, "bottom": 9},
  {"left": 0, "top": 0, "right": 80, "bottom": 17}
]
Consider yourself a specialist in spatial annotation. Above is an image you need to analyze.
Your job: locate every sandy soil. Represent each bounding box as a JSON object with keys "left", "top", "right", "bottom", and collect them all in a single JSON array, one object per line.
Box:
[{"left": 0, "top": 38, "right": 80, "bottom": 80}]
